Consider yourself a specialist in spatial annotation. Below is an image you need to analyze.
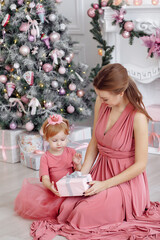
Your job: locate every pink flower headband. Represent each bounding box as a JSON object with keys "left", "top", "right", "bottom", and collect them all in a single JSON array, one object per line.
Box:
[{"left": 46, "top": 114, "right": 66, "bottom": 127}]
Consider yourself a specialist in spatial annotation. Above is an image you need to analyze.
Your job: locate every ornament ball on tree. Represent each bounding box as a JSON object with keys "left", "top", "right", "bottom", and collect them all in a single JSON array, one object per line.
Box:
[
  {"left": 67, "top": 105, "right": 75, "bottom": 114},
  {"left": 0, "top": 75, "right": 7, "bottom": 83},
  {"left": 87, "top": 8, "right": 96, "bottom": 18},
  {"left": 25, "top": 121, "right": 34, "bottom": 131},
  {"left": 77, "top": 89, "right": 84, "bottom": 98}
]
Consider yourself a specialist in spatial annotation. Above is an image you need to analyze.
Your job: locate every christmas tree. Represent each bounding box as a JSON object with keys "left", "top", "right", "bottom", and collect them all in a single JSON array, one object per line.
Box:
[{"left": 0, "top": 0, "right": 93, "bottom": 131}]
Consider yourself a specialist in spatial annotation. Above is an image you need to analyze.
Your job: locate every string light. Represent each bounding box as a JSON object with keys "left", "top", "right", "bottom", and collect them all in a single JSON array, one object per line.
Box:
[
  {"left": 14, "top": 39, "right": 17, "bottom": 44},
  {"left": 152, "top": 0, "right": 159, "bottom": 4},
  {"left": 70, "top": 70, "right": 73, "bottom": 73},
  {"left": 17, "top": 76, "right": 20, "bottom": 80},
  {"left": 98, "top": 49, "right": 103, "bottom": 56},
  {"left": 60, "top": 108, "right": 63, "bottom": 112},
  {"left": 133, "top": 0, "right": 142, "bottom": 5}
]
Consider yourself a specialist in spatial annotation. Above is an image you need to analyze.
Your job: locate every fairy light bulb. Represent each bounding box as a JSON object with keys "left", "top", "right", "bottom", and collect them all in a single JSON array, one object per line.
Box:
[
  {"left": 114, "top": 0, "right": 122, "bottom": 5},
  {"left": 152, "top": 0, "right": 159, "bottom": 4},
  {"left": 133, "top": 0, "right": 142, "bottom": 5}
]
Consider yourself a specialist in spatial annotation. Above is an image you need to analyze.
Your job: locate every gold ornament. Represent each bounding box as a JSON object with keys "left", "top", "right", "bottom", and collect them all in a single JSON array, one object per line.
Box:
[{"left": 3, "top": 88, "right": 7, "bottom": 93}]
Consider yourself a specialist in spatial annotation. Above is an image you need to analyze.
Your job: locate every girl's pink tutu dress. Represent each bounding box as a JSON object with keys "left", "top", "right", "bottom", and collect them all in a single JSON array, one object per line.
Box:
[
  {"left": 30, "top": 103, "right": 160, "bottom": 240},
  {"left": 14, "top": 147, "right": 76, "bottom": 219}
]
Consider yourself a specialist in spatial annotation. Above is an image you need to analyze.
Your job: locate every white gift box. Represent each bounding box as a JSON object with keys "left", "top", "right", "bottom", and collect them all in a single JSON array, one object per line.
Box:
[
  {"left": 0, "top": 129, "right": 25, "bottom": 163},
  {"left": 68, "top": 139, "right": 90, "bottom": 164},
  {"left": 69, "top": 126, "right": 91, "bottom": 142},
  {"left": 56, "top": 171, "right": 92, "bottom": 197},
  {"left": 25, "top": 152, "right": 43, "bottom": 171}
]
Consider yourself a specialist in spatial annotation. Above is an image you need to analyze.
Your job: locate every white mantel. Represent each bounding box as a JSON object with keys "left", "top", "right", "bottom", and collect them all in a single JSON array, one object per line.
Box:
[{"left": 101, "top": 5, "right": 160, "bottom": 107}]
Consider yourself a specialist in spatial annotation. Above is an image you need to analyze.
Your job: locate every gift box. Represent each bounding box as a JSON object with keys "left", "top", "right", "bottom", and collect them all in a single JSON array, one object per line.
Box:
[
  {"left": 68, "top": 139, "right": 90, "bottom": 163},
  {"left": 56, "top": 171, "right": 92, "bottom": 197},
  {"left": 25, "top": 151, "right": 44, "bottom": 171},
  {"left": 19, "top": 132, "right": 43, "bottom": 165},
  {"left": 69, "top": 126, "right": 91, "bottom": 142},
  {"left": 0, "top": 129, "right": 25, "bottom": 163},
  {"left": 148, "top": 121, "right": 160, "bottom": 154}
]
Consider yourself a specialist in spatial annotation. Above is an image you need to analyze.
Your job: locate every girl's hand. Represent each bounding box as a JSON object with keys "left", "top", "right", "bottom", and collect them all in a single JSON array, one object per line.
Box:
[
  {"left": 49, "top": 181, "right": 61, "bottom": 197},
  {"left": 84, "top": 180, "right": 107, "bottom": 196},
  {"left": 73, "top": 153, "right": 82, "bottom": 165}
]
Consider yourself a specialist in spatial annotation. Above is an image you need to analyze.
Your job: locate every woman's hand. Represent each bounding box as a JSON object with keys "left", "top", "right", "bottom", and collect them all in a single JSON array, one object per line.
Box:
[
  {"left": 73, "top": 153, "right": 82, "bottom": 171},
  {"left": 49, "top": 181, "right": 61, "bottom": 197},
  {"left": 84, "top": 180, "right": 108, "bottom": 196}
]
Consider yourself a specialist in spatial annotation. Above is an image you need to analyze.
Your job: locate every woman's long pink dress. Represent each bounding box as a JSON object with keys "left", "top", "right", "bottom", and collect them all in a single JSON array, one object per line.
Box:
[{"left": 31, "top": 103, "right": 160, "bottom": 240}]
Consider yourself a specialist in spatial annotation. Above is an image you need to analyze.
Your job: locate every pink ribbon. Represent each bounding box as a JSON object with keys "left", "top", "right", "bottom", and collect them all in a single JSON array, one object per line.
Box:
[
  {"left": 71, "top": 141, "right": 89, "bottom": 151},
  {"left": 9, "top": 98, "right": 27, "bottom": 114},
  {"left": 0, "top": 130, "right": 19, "bottom": 161}
]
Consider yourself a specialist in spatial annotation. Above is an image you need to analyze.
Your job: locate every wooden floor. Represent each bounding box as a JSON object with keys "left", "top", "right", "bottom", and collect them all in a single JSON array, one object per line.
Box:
[{"left": 0, "top": 153, "right": 160, "bottom": 240}]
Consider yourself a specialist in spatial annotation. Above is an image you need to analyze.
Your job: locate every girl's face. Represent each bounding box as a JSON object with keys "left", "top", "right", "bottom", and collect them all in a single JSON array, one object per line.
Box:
[
  {"left": 95, "top": 88, "right": 123, "bottom": 108},
  {"left": 48, "top": 130, "right": 68, "bottom": 155}
]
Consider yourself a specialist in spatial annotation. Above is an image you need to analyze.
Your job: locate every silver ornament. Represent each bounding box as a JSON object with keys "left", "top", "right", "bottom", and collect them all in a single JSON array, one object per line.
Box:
[
  {"left": 13, "top": 62, "right": 20, "bottom": 69},
  {"left": 10, "top": 4, "right": 17, "bottom": 11},
  {"left": 49, "top": 14, "right": 56, "bottom": 22},
  {"left": 19, "top": 45, "right": 30, "bottom": 56},
  {"left": 49, "top": 32, "right": 60, "bottom": 42},
  {"left": 51, "top": 80, "right": 58, "bottom": 88},
  {"left": 60, "top": 23, "right": 66, "bottom": 31}
]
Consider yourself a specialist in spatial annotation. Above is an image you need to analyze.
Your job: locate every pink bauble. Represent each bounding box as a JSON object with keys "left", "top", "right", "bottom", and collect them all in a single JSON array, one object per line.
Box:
[
  {"left": 21, "top": 95, "right": 29, "bottom": 104},
  {"left": 77, "top": 89, "right": 84, "bottom": 97},
  {"left": 28, "top": 35, "right": 35, "bottom": 42},
  {"left": 49, "top": 32, "right": 60, "bottom": 42},
  {"left": 67, "top": 105, "right": 75, "bottom": 114},
  {"left": 101, "top": 1, "right": 108, "bottom": 7},
  {"left": 51, "top": 80, "right": 58, "bottom": 88},
  {"left": 124, "top": 21, "right": 134, "bottom": 32},
  {"left": 42, "top": 63, "right": 53, "bottom": 72},
  {"left": 44, "top": 101, "right": 53, "bottom": 109},
  {"left": 122, "top": 31, "right": 130, "bottom": 38},
  {"left": 58, "top": 66, "right": 66, "bottom": 74},
  {"left": 19, "top": 45, "right": 30, "bottom": 56},
  {"left": 69, "top": 83, "right": 76, "bottom": 91},
  {"left": 93, "top": 3, "right": 99, "bottom": 9},
  {"left": 49, "top": 14, "right": 56, "bottom": 22},
  {"left": 19, "top": 22, "right": 29, "bottom": 32},
  {"left": 9, "top": 122, "right": 17, "bottom": 130},
  {"left": 98, "top": 8, "right": 104, "bottom": 15},
  {"left": 0, "top": 75, "right": 7, "bottom": 83},
  {"left": 5, "top": 65, "right": 11, "bottom": 71},
  {"left": 31, "top": 28, "right": 37, "bottom": 36},
  {"left": 87, "top": 8, "right": 96, "bottom": 18},
  {"left": 56, "top": 0, "right": 62, "bottom": 2},
  {"left": 25, "top": 121, "right": 34, "bottom": 131},
  {"left": 16, "top": 111, "right": 23, "bottom": 117}
]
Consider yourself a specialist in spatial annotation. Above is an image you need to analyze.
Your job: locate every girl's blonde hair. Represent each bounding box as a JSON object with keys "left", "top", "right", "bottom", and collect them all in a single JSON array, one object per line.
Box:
[{"left": 41, "top": 117, "right": 70, "bottom": 141}]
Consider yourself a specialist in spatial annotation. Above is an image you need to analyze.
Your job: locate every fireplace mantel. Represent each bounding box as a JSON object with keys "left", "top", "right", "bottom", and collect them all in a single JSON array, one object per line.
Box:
[{"left": 101, "top": 5, "right": 160, "bottom": 106}]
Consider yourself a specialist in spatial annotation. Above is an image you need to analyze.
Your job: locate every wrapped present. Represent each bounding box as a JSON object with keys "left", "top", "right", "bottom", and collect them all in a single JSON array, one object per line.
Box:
[
  {"left": 68, "top": 139, "right": 90, "bottom": 163},
  {"left": 0, "top": 129, "right": 25, "bottom": 163},
  {"left": 56, "top": 171, "right": 92, "bottom": 197},
  {"left": 69, "top": 126, "right": 91, "bottom": 142},
  {"left": 148, "top": 121, "right": 160, "bottom": 153},
  {"left": 19, "top": 132, "right": 43, "bottom": 165},
  {"left": 25, "top": 150, "right": 44, "bottom": 170}
]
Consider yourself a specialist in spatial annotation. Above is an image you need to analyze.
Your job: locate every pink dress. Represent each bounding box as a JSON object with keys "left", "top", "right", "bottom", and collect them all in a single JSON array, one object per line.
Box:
[
  {"left": 14, "top": 147, "right": 76, "bottom": 219},
  {"left": 31, "top": 103, "right": 160, "bottom": 240}
]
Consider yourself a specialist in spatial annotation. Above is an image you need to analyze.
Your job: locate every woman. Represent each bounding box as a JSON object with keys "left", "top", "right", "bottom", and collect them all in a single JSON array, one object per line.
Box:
[{"left": 31, "top": 63, "right": 160, "bottom": 240}]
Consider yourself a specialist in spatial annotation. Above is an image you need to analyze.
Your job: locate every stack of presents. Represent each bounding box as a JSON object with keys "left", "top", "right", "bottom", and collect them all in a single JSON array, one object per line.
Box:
[{"left": 0, "top": 126, "right": 92, "bottom": 196}]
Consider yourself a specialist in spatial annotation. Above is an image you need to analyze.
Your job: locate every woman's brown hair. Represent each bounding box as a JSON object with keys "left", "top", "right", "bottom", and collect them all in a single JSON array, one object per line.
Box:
[
  {"left": 41, "top": 117, "right": 70, "bottom": 141},
  {"left": 93, "top": 63, "right": 152, "bottom": 120}
]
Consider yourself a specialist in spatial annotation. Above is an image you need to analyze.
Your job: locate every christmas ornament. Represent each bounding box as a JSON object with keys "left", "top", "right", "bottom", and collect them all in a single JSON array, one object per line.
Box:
[
  {"left": 51, "top": 80, "right": 58, "bottom": 88},
  {"left": 21, "top": 95, "right": 29, "bottom": 104},
  {"left": 65, "top": 55, "right": 71, "bottom": 63},
  {"left": 19, "top": 45, "right": 30, "bottom": 56},
  {"left": 18, "top": 0, "right": 24, "bottom": 5},
  {"left": 28, "top": 97, "right": 41, "bottom": 115},
  {"left": 49, "top": 32, "right": 60, "bottom": 42},
  {"left": 25, "top": 121, "right": 34, "bottom": 131},
  {"left": 41, "top": 34, "right": 50, "bottom": 49},
  {"left": 29, "top": 1, "right": 35, "bottom": 10},
  {"left": 101, "top": 1, "right": 108, "bottom": 7},
  {"left": 9, "top": 122, "right": 17, "bottom": 130},
  {"left": 122, "top": 30, "right": 130, "bottom": 38},
  {"left": 77, "top": 89, "right": 84, "bottom": 97},
  {"left": 19, "top": 22, "right": 30, "bottom": 32},
  {"left": 10, "top": 4, "right": 17, "bottom": 11},
  {"left": 2, "top": 14, "right": 10, "bottom": 27},
  {"left": 67, "top": 105, "right": 75, "bottom": 114},
  {"left": 56, "top": 0, "right": 62, "bottom": 2},
  {"left": 36, "top": 3, "right": 45, "bottom": 23},
  {"left": 23, "top": 71, "right": 34, "bottom": 85},
  {"left": 124, "top": 21, "right": 134, "bottom": 32},
  {"left": 60, "top": 23, "right": 66, "bottom": 31},
  {"left": 0, "top": 75, "right": 7, "bottom": 83},
  {"left": 44, "top": 101, "right": 53, "bottom": 109},
  {"left": 98, "top": 8, "right": 104, "bottom": 15},
  {"left": 93, "top": 3, "right": 99, "bottom": 9},
  {"left": 58, "top": 66, "right": 66, "bottom": 74},
  {"left": 13, "top": 62, "right": 20, "bottom": 69},
  {"left": 69, "top": 83, "right": 76, "bottom": 91},
  {"left": 0, "top": 39, "right": 4, "bottom": 45},
  {"left": 42, "top": 63, "right": 53, "bottom": 72},
  {"left": 16, "top": 111, "right": 23, "bottom": 118},
  {"left": 59, "top": 87, "right": 66, "bottom": 95},
  {"left": 28, "top": 35, "right": 35, "bottom": 42},
  {"left": 49, "top": 14, "right": 56, "bottom": 22},
  {"left": 87, "top": 8, "right": 96, "bottom": 18},
  {"left": 50, "top": 49, "right": 65, "bottom": 65},
  {"left": 31, "top": 46, "right": 38, "bottom": 55},
  {"left": 5, "top": 65, "right": 11, "bottom": 71},
  {"left": 0, "top": 55, "right": 4, "bottom": 62},
  {"left": 6, "top": 82, "right": 16, "bottom": 97},
  {"left": 69, "top": 52, "right": 74, "bottom": 60}
]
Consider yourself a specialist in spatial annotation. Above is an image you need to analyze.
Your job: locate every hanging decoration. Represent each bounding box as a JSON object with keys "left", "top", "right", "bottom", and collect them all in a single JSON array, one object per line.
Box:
[{"left": 88, "top": 0, "right": 159, "bottom": 79}]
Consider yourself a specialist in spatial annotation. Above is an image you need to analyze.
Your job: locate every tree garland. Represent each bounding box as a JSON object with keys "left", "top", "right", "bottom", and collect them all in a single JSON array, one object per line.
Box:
[{"left": 88, "top": 0, "right": 159, "bottom": 80}]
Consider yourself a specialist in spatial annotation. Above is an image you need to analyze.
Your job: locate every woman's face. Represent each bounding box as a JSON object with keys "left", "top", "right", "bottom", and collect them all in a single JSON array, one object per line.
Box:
[{"left": 95, "top": 88, "right": 123, "bottom": 108}]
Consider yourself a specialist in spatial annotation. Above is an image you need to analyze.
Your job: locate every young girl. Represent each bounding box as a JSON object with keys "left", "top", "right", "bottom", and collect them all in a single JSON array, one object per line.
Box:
[{"left": 14, "top": 114, "right": 82, "bottom": 220}]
